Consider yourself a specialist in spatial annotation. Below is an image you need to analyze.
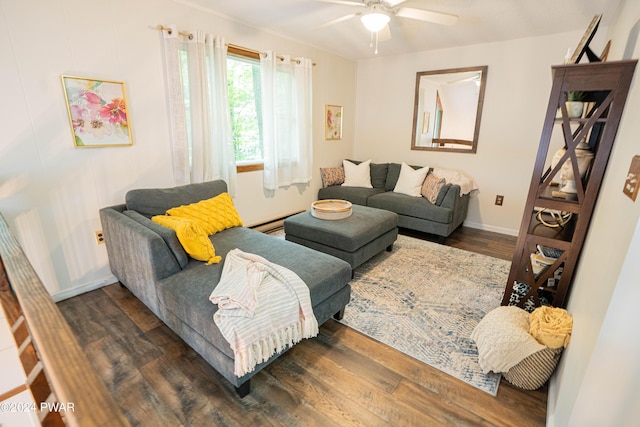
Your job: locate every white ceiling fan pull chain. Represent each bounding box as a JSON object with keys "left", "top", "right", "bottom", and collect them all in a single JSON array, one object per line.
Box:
[
  {"left": 369, "top": 31, "right": 374, "bottom": 48},
  {"left": 374, "top": 31, "right": 379, "bottom": 55}
]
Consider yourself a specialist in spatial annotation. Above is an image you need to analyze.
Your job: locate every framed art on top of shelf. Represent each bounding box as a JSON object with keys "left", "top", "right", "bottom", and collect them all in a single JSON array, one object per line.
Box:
[
  {"left": 325, "top": 104, "right": 343, "bottom": 140},
  {"left": 568, "top": 14, "right": 602, "bottom": 63},
  {"left": 61, "top": 75, "right": 133, "bottom": 148}
]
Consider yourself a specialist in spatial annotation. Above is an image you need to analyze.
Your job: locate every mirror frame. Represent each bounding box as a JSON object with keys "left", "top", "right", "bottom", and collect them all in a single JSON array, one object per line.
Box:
[{"left": 410, "top": 65, "right": 488, "bottom": 154}]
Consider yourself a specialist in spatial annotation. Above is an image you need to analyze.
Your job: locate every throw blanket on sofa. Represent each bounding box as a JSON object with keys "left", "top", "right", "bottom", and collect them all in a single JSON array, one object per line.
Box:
[
  {"left": 209, "top": 249, "right": 318, "bottom": 377},
  {"left": 432, "top": 168, "right": 479, "bottom": 196}
]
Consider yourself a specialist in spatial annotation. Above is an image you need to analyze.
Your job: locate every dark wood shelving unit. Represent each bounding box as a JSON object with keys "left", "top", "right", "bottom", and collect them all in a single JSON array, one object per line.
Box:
[{"left": 502, "top": 60, "right": 637, "bottom": 310}]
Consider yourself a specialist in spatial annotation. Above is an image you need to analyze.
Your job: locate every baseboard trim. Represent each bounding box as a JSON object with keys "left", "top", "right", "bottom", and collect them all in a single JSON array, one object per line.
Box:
[
  {"left": 463, "top": 221, "right": 519, "bottom": 237},
  {"left": 51, "top": 276, "right": 116, "bottom": 302},
  {"left": 249, "top": 211, "right": 304, "bottom": 233}
]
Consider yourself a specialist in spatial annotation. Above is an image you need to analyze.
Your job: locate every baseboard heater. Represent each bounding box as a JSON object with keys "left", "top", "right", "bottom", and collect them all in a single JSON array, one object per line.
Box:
[{"left": 249, "top": 210, "right": 305, "bottom": 234}]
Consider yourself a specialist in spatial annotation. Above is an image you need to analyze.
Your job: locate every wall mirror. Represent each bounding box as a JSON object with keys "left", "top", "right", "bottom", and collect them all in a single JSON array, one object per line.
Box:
[{"left": 411, "top": 66, "right": 488, "bottom": 153}]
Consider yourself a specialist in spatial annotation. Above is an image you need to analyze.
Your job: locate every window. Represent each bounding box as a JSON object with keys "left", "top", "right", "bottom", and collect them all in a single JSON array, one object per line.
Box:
[{"left": 227, "top": 47, "right": 263, "bottom": 172}]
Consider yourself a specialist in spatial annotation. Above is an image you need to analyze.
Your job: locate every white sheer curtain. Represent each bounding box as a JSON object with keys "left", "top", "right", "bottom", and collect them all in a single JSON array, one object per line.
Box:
[
  {"left": 161, "top": 25, "right": 236, "bottom": 195},
  {"left": 260, "top": 51, "right": 313, "bottom": 190}
]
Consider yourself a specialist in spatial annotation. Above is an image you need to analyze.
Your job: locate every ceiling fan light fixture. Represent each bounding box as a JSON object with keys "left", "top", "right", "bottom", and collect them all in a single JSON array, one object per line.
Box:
[{"left": 361, "top": 11, "right": 390, "bottom": 32}]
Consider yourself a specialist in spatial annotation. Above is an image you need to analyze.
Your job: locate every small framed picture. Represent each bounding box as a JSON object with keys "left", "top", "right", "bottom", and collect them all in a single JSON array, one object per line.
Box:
[
  {"left": 61, "top": 75, "right": 133, "bottom": 148},
  {"left": 325, "top": 104, "right": 343, "bottom": 140}
]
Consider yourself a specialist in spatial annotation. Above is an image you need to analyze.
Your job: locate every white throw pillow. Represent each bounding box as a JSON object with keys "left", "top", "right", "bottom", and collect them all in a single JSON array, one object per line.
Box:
[
  {"left": 393, "top": 162, "right": 429, "bottom": 197},
  {"left": 342, "top": 159, "right": 373, "bottom": 188}
]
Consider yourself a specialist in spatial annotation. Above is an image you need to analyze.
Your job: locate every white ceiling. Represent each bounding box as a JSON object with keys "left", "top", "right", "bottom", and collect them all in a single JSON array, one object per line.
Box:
[{"left": 177, "top": 0, "right": 622, "bottom": 60}]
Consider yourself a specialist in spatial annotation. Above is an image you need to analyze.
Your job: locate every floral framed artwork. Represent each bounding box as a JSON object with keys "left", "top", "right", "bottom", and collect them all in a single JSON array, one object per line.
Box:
[
  {"left": 325, "top": 104, "right": 343, "bottom": 140},
  {"left": 61, "top": 75, "right": 133, "bottom": 147}
]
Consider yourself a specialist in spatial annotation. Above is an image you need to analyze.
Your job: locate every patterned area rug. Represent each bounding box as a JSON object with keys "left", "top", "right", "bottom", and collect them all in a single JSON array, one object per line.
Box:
[{"left": 341, "top": 234, "right": 508, "bottom": 395}]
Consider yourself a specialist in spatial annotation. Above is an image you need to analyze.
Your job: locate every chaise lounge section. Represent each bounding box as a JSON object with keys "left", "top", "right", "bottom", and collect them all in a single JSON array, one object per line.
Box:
[{"left": 99, "top": 180, "right": 352, "bottom": 397}]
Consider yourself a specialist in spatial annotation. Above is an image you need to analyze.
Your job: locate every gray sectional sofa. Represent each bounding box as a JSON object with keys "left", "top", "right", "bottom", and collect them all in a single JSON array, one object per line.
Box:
[
  {"left": 99, "top": 180, "right": 352, "bottom": 397},
  {"left": 318, "top": 161, "right": 470, "bottom": 240}
]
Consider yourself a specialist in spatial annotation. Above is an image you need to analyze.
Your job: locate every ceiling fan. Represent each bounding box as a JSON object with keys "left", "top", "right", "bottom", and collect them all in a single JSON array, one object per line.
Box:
[{"left": 315, "top": 0, "right": 458, "bottom": 52}]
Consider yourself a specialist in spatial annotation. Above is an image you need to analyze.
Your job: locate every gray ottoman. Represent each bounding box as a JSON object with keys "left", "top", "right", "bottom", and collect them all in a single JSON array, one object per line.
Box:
[{"left": 284, "top": 204, "right": 398, "bottom": 270}]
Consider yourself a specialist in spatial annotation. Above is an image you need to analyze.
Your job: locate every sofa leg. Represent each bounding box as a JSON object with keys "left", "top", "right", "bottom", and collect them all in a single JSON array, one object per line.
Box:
[
  {"left": 333, "top": 308, "right": 345, "bottom": 321},
  {"left": 386, "top": 243, "right": 394, "bottom": 252},
  {"left": 235, "top": 380, "right": 250, "bottom": 398},
  {"left": 437, "top": 235, "right": 446, "bottom": 244}
]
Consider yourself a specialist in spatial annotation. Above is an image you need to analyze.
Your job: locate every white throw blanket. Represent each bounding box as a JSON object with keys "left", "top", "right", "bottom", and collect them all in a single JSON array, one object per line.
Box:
[
  {"left": 471, "top": 306, "right": 546, "bottom": 373},
  {"left": 209, "top": 249, "right": 318, "bottom": 377},
  {"left": 432, "top": 168, "right": 479, "bottom": 196}
]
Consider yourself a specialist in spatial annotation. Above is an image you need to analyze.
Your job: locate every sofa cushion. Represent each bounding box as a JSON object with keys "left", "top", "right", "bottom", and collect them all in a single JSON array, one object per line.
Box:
[
  {"left": 385, "top": 163, "right": 431, "bottom": 191},
  {"left": 370, "top": 163, "right": 390, "bottom": 189},
  {"left": 393, "top": 162, "right": 429, "bottom": 197},
  {"left": 166, "top": 192, "right": 243, "bottom": 235},
  {"left": 367, "top": 191, "right": 453, "bottom": 224},
  {"left": 123, "top": 210, "right": 189, "bottom": 269},
  {"left": 318, "top": 186, "right": 386, "bottom": 206},
  {"left": 152, "top": 215, "right": 222, "bottom": 264},
  {"left": 342, "top": 159, "right": 372, "bottom": 188},
  {"left": 320, "top": 167, "right": 345, "bottom": 187},
  {"left": 126, "top": 180, "right": 228, "bottom": 218},
  {"left": 345, "top": 160, "right": 389, "bottom": 189},
  {"left": 421, "top": 173, "right": 446, "bottom": 204},
  {"left": 156, "top": 227, "right": 352, "bottom": 359}
]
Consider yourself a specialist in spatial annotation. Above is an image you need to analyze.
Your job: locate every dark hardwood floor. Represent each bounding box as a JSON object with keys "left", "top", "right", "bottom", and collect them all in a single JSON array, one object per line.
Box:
[{"left": 57, "top": 226, "right": 546, "bottom": 427}]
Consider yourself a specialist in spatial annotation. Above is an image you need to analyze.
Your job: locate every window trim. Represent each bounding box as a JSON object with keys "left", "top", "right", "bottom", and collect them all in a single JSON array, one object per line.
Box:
[{"left": 237, "top": 162, "right": 264, "bottom": 173}]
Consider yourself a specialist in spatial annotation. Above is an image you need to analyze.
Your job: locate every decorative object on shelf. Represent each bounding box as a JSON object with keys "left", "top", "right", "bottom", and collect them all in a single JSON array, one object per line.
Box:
[
  {"left": 565, "top": 91, "right": 585, "bottom": 118},
  {"left": 61, "top": 75, "right": 133, "bottom": 148},
  {"left": 623, "top": 155, "right": 640, "bottom": 202},
  {"left": 568, "top": 14, "right": 603, "bottom": 63},
  {"left": 503, "top": 60, "right": 637, "bottom": 309},
  {"left": 325, "top": 104, "right": 343, "bottom": 140},
  {"left": 311, "top": 199, "right": 352, "bottom": 220},
  {"left": 535, "top": 209, "right": 573, "bottom": 229},
  {"left": 550, "top": 143, "right": 594, "bottom": 193},
  {"left": 560, "top": 148, "right": 594, "bottom": 193}
]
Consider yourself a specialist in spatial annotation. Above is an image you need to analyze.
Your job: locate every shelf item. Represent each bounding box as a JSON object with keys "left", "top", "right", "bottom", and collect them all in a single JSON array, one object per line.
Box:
[{"left": 503, "top": 60, "right": 637, "bottom": 310}]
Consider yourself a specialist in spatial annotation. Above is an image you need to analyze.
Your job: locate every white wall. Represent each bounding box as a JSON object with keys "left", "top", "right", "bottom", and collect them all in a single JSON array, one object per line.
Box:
[
  {"left": 0, "top": 0, "right": 357, "bottom": 300},
  {"left": 353, "top": 30, "right": 593, "bottom": 236},
  {"left": 548, "top": 0, "right": 640, "bottom": 425}
]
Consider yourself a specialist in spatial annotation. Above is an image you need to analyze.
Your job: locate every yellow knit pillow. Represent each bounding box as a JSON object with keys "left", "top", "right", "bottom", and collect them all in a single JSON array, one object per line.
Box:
[
  {"left": 151, "top": 215, "right": 222, "bottom": 265},
  {"left": 166, "top": 192, "right": 243, "bottom": 235}
]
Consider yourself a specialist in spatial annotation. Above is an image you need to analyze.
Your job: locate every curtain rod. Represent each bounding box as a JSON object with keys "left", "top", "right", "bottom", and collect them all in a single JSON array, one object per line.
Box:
[{"left": 155, "top": 25, "right": 315, "bottom": 66}]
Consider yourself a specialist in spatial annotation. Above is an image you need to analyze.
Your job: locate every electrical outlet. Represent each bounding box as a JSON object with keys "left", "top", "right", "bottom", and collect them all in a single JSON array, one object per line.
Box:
[
  {"left": 495, "top": 195, "right": 504, "bottom": 206},
  {"left": 95, "top": 230, "right": 105, "bottom": 245}
]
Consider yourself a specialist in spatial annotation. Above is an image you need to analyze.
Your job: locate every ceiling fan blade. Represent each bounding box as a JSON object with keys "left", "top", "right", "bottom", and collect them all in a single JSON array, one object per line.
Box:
[
  {"left": 385, "top": 0, "right": 408, "bottom": 6},
  {"left": 378, "top": 25, "right": 391, "bottom": 41},
  {"left": 396, "top": 7, "right": 459, "bottom": 25},
  {"left": 313, "top": 0, "right": 365, "bottom": 6},
  {"left": 317, "top": 12, "right": 360, "bottom": 29}
]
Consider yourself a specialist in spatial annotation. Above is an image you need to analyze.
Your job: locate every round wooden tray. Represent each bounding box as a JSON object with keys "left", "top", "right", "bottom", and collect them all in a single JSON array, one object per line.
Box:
[{"left": 311, "top": 199, "right": 353, "bottom": 220}]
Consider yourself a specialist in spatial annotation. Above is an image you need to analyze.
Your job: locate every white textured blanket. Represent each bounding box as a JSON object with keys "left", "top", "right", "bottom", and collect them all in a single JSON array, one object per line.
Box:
[
  {"left": 209, "top": 249, "right": 318, "bottom": 377},
  {"left": 471, "top": 306, "right": 545, "bottom": 373},
  {"left": 432, "top": 168, "right": 479, "bottom": 196}
]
